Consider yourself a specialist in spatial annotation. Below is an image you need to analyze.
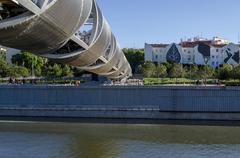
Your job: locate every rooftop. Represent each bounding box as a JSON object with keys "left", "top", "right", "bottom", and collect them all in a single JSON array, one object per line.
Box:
[
  {"left": 148, "top": 37, "right": 231, "bottom": 48},
  {"left": 149, "top": 44, "right": 169, "bottom": 48}
]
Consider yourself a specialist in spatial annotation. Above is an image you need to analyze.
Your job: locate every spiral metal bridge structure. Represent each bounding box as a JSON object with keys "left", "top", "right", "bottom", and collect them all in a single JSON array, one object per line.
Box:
[{"left": 0, "top": 0, "right": 132, "bottom": 81}]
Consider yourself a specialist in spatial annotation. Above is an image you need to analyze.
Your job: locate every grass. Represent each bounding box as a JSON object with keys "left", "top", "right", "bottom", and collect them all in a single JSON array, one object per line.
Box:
[
  {"left": 144, "top": 78, "right": 199, "bottom": 85},
  {"left": 0, "top": 79, "right": 85, "bottom": 85},
  {"left": 144, "top": 78, "right": 240, "bottom": 86}
]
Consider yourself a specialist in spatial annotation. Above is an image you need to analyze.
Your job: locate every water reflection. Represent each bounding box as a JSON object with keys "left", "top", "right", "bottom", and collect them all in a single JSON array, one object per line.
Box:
[{"left": 0, "top": 122, "right": 239, "bottom": 158}]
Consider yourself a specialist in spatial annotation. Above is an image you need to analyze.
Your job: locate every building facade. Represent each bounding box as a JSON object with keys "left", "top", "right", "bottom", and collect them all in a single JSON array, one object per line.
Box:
[{"left": 145, "top": 37, "right": 240, "bottom": 68}]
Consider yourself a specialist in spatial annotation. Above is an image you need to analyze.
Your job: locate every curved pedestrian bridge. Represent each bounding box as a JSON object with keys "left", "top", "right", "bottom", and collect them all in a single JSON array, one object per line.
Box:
[{"left": 0, "top": 0, "right": 132, "bottom": 81}]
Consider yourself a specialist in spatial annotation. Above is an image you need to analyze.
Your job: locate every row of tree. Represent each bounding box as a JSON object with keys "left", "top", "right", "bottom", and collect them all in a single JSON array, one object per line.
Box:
[
  {"left": 143, "top": 61, "right": 240, "bottom": 80},
  {"left": 0, "top": 48, "right": 144, "bottom": 78},
  {"left": 0, "top": 51, "right": 85, "bottom": 78},
  {"left": 2, "top": 48, "right": 238, "bottom": 80}
]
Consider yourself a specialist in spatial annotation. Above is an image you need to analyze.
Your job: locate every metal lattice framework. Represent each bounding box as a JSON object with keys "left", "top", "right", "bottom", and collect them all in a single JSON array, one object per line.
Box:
[{"left": 0, "top": 0, "right": 132, "bottom": 81}]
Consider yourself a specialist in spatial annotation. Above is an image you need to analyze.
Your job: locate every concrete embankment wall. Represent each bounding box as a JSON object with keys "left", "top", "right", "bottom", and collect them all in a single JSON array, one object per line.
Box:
[{"left": 0, "top": 85, "right": 240, "bottom": 121}]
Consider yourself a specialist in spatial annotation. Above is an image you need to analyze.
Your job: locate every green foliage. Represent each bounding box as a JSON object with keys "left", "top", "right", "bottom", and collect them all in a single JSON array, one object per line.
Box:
[
  {"left": 190, "top": 64, "right": 199, "bottom": 78},
  {"left": 123, "top": 48, "right": 144, "bottom": 74},
  {"left": 44, "top": 63, "right": 62, "bottom": 78},
  {"left": 1, "top": 51, "right": 87, "bottom": 79},
  {"left": 0, "top": 51, "right": 6, "bottom": 61},
  {"left": 217, "top": 64, "right": 233, "bottom": 80},
  {"left": 11, "top": 52, "right": 75, "bottom": 78},
  {"left": 143, "top": 61, "right": 156, "bottom": 78},
  {"left": 14, "top": 66, "right": 30, "bottom": 77},
  {"left": 12, "top": 52, "right": 45, "bottom": 77},
  {"left": 142, "top": 61, "right": 217, "bottom": 80},
  {"left": 144, "top": 78, "right": 204, "bottom": 85},
  {"left": 143, "top": 62, "right": 240, "bottom": 86},
  {"left": 155, "top": 64, "right": 167, "bottom": 78},
  {"left": 234, "top": 65, "right": 240, "bottom": 79},
  {"left": 162, "top": 62, "right": 173, "bottom": 71},
  {"left": 7, "top": 65, "right": 30, "bottom": 78},
  {"left": 198, "top": 65, "right": 215, "bottom": 79},
  {"left": 62, "top": 65, "right": 73, "bottom": 77},
  {"left": 3, "top": 48, "right": 240, "bottom": 83},
  {"left": 169, "top": 64, "right": 183, "bottom": 78},
  {"left": 0, "top": 59, "right": 9, "bottom": 78}
]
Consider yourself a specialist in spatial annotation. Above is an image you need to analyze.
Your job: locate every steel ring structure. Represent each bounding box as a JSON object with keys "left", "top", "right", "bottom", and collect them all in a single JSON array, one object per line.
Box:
[{"left": 0, "top": 0, "right": 132, "bottom": 81}]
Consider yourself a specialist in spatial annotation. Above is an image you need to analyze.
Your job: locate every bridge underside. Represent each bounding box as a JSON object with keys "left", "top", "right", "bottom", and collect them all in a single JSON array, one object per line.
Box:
[{"left": 0, "top": 0, "right": 132, "bottom": 81}]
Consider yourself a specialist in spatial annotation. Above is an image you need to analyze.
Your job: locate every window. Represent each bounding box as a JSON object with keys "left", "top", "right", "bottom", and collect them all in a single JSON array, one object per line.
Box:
[
  {"left": 212, "top": 61, "right": 215, "bottom": 65},
  {"left": 212, "top": 55, "right": 215, "bottom": 58},
  {"left": 216, "top": 49, "right": 219, "bottom": 52},
  {"left": 156, "top": 55, "right": 158, "bottom": 59},
  {"left": 188, "top": 51, "right": 191, "bottom": 54}
]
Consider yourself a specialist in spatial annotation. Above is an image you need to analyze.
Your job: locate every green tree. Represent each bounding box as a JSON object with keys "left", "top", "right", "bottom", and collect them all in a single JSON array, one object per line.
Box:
[
  {"left": 169, "top": 64, "right": 183, "bottom": 78},
  {"left": 217, "top": 64, "right": 233, "bottom": 80},
  {"left": 7, "top": 66, "right": 30, "bottom": 78},
  {"left": 0, "top": 50, "right": 6, "bottom": 61},
  {"left": 62, "top": 65, "right": 73, "bottom": 77},
  {"left": 198, "top": 65, "right": 215, "bottom": 79},
  {"left": 123, "top": 48, "right": 144, "bottom": 74},
  {"left": 162, "top": 62, "right": 173, "bottom": 71},
  {"left": 34, "top": 56, "right": 45, "bottom": 76},
  {"left": 52, "top": 64, "right": 62, "bottom": 77},
  {"left": 191, "top": 64, "right": 199, "bottom": 78},
  {"left": 16, "top": 66, "right": 30, "bottom": 77},
  {"left": 44, "top": 64, "right": 62, "bottom": 78},
  {"left": 156, "top": 64, "right": 167, "bottom": 78},
  {"left": 7, "top": 66, "right": 18, "bottom": 78},
  {"left": 234, "top": 65, "right": 240, "bottom": 79},
  {"left": 12, "top": 52, "right": 45, "bottom": 77},
  {"left": 143, "top": 61, "right": 156, "bottom": 78},
  {"left": 0, "top": 59, "right": 9, "bottom": 78}
]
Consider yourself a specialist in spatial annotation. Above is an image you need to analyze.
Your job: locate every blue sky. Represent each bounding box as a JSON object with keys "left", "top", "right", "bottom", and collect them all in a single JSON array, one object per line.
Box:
[{"left": 97, "top": 0, "right": 240, "bottom": 48}]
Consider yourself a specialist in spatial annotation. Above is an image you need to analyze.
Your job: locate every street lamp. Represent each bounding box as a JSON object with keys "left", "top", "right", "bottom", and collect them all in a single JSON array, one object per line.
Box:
[
  {"left": 31, "top": 56, "right": 35, "bottom": 79},
  {"left": 204, "top": 57, "right": 210, "bottom": 86},
  {"left": 189, "top": 61, "right": 193, "bottom": 80},
  {"left": 233, "top": 64, "right": 236, "bottom": 81}
]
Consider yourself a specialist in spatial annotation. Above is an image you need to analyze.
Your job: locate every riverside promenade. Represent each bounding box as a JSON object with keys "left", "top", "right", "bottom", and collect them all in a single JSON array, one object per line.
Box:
[{"left": 0, "top": 85, "right": 239, "bottom": 124}]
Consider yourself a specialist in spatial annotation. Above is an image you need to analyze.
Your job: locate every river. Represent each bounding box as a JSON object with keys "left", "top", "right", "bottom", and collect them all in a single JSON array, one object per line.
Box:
[{"left": 0, "top": 122, "right": 239, "bottom": 158}]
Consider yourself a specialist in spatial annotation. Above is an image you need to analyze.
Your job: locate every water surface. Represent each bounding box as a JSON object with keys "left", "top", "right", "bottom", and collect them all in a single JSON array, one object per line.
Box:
[{"left": 0, "top": 122, "right": 239, "bottom": 158}]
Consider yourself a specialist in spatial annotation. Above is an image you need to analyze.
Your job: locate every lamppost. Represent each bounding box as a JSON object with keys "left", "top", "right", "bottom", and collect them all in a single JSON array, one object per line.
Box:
[
  {"left": 31, "top": 56, "right": 35, "bottom": 79},
  {"left": 181, "top": 64, "right": 183, "bottom": 79},
  {"left": 189, "top": 61, "right": 193, "bottom": 80},
  {"left": 204, "top": 57, "right": 210, "bottom": 86},
  {"left": 233, "top": 64, "right": 236, "bottom": 82}
]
